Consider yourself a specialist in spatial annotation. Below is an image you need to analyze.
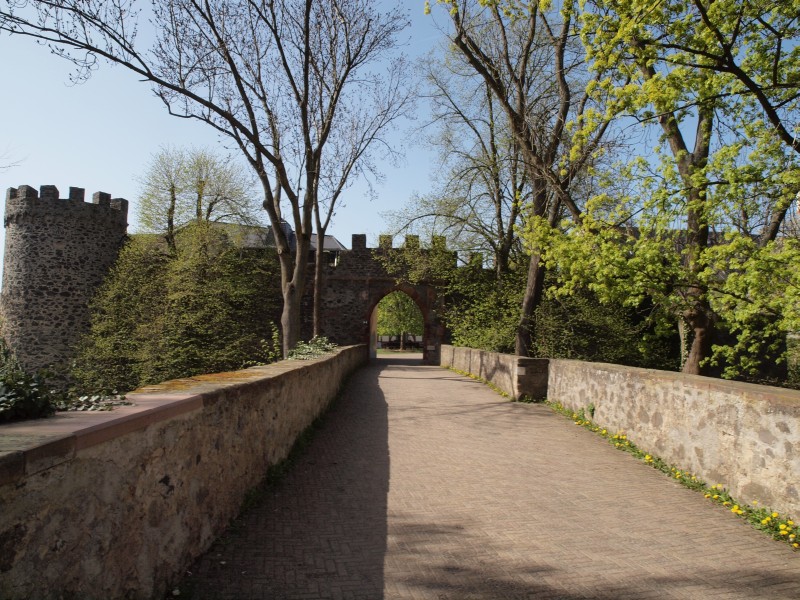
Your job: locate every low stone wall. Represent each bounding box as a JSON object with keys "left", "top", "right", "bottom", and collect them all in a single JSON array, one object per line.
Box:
[
  {"left": 440, "top": 345, "right": 800, "bottom": 519},
  {"left": 548, "top": 359, "right": 800, "bottom": 519},
  {"left": 0, "top": 346, "right": 367, "bottom": 600},
  {"left": 439, "top": 345, "right": 548, "bottom": 400}
]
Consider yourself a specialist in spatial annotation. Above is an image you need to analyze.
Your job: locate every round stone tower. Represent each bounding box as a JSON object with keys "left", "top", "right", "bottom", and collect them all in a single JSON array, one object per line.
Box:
[{"left": 1, "top": 184, "right": 128, "bottom": 372}]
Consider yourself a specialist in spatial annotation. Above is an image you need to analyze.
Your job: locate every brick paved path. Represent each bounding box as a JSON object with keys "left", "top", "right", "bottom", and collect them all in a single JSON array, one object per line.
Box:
[{"left": 179, "top": 355, "right": 800, "bottom": 599}]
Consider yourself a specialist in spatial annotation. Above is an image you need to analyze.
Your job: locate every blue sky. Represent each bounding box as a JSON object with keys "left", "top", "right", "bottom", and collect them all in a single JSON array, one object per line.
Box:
[{"left": 0, "top": 3, "right": 446, "bottom": 257}]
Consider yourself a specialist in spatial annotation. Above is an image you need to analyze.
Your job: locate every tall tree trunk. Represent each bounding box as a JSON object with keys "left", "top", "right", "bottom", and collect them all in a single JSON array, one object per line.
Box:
[
  {"left": 516, "top": 252, "right": 546, "bottom": 356},
  {"left": 258, "top": 163, "right": 313, "bottom": 359},
  {"left": 280, "top": 284, "right": 301, "bottom": 358},
  {"left": 280, "top": 238, "right": 310, "bottom": 358},
  {"left": 635, "top": 47, "right": 716, "bottom": 375},
  {"left": 682, "top": 298, "right": 713, "bottom": 375}
]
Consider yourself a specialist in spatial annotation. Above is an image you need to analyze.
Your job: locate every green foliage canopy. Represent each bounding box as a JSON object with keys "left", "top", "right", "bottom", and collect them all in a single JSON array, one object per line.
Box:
[
  {"left": 377, "top": 292, "right": 424, "bottom": 339},
  {"left": 517, "top": 0, "right": 800, "bottom": 377},
  {"left": 72, "top": 223, "right": 281, "bottom": 393}
]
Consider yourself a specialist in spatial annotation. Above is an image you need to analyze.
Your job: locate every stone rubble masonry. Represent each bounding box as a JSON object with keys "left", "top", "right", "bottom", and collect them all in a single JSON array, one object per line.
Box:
[
  {"left": 0, "top": 345, "right": 368, "bottom": 600},
  {"left": 440, "top": 344, "right": 800, "bottom": 520},
  {"left": 310, "top": 233, "right": 451, "bottom": 364},
  {"left": 1, "top": 184, "right": 129, "bottom": 372},
  {"left": 439, "top": 344, "right": 549, "bottom": 400}
]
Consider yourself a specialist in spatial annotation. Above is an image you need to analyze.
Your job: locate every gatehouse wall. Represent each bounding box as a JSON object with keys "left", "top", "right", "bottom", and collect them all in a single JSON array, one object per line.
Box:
[{"left": 314, "top": 234, "right": 449, "bottom": 364}]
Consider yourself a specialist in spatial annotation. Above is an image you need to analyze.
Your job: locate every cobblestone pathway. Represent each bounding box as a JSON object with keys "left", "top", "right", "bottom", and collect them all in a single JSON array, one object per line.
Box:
[{"left": 178, "top": 354, "right": 800, "bottom": 599}]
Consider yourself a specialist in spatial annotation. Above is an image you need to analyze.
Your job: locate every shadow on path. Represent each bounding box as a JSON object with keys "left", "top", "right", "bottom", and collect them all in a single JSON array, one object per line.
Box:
[
  {"left": 174, "top": 353, "right": 800, "bottom": 599},
  {"left": 176, "top": 357, "right": 392, "bottom": 600}
]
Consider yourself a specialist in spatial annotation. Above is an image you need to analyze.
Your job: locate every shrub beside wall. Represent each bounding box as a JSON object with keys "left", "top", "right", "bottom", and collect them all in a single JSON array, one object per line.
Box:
[{"left": 0, "top": 345, "right": 367, "bottom": 600}]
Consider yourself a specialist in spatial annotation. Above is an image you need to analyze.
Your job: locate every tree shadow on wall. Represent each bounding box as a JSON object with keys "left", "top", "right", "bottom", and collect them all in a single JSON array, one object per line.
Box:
[{"left": 176, "top": 359, "right": 390, "bottom": 600}]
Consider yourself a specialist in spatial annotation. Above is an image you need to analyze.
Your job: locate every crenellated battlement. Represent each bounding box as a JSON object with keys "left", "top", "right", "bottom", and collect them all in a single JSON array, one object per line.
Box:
[
  {"left": 1, "top": 184, "right": 129, "bottom": 374},
  {"left": 349, "top": 233, "right": 447, "bottom": 252},
  {"left": 5, "top": 185, "right": 128, "bottom": 229}
]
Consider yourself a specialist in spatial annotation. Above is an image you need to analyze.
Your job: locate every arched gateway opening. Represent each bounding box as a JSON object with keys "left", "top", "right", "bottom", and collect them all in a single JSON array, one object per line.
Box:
[
  {"left": 369, "top": 287, "right": 426, "bottom": 359},
  {"left": 311, "top": 234, "right": 447, "bottom": 364}
]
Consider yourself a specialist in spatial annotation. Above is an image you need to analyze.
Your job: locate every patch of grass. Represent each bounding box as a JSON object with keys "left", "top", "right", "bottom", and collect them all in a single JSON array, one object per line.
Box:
[
  {"left": 447, "top": 367, "right": 510, "bottom": 399},
  {"left": 547, "top": 400, "right": 799, "bottom": 550}
]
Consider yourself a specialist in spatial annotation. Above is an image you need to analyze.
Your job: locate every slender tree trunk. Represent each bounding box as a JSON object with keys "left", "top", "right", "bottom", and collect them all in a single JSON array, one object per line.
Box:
[
  {"left": 682, "top": 299, "right": 713, "bottom": 375},
  {"left": 312, "top": 242, "right": 324, "bottom": 338},
  {"left": 258, "top": 167, "right": 312, "bottom": 359},
  {"left": 280, "top": 284, "right": 301, "bottom": 358},
  {"left": 166, "top": 184, "right": 177, "bottom": 253},
  {"left": 516, "top": 252, "right": 546, "bottom": 356},
  {"left": 280, "top": 240, "right": 310, "bottom": 358}
]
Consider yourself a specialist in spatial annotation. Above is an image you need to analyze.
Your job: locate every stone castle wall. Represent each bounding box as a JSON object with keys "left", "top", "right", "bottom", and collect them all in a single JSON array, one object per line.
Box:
[
  {"left": 311, "top": 234, "right": 450, "bottom": 363},
  {"left": 0, "top": 345, "right": 368, "bottom": 600},
  {"left": 1, "top": 185, "right": 128, "bottom": 372}
]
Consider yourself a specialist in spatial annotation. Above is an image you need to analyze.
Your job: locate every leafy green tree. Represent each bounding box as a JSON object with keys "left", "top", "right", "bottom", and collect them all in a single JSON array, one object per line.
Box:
[
  {"left": 71, "top": 235, "right": 170, "bottom": 393},
  {"left": 533, "top": 0, "right": 800, "bottom": 376},
  {"left": 72, "top": 223, "right": 280, "bottom": 393},
  {"left": 137, "top": 147, "right": 262, "bottom": 252},
  {"left": 377, "top": 292, "right": 424, "bottom": 350},
  {"left": 424, "top": 0, "right": 616, "bottom": 355},
  {"left": 584, "top": 0, "right": 800, "bottom": 158}
]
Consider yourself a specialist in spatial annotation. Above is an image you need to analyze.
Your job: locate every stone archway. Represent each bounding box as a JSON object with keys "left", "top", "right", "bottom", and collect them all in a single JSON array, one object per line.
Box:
[
  {"left": 366, "top": 283, "right": 435, "bottom": 360},
  {"left": 311, "top": 234, "right": 446, "bottom": 364}
]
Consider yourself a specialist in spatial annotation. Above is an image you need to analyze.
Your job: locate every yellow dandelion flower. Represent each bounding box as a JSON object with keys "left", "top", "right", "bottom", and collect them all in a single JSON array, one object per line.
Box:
[
  {"left": 793, "top": 543, "right": 799, "bottom": 549},
  {"left": 723, "top": 501, "right": 731, "bottom": 506},
  {"left": 780, "top": 524, "right": 787, "bottom": 530},
  {"left": 731, "top": 505, "right": 740, "bottom": 512},
  {"left": 789, "top": 520, "right": 795, "bottom": 526},
  {"left": 704, "top": 494, "right": 711, "bottom": 498},
  {"left": 780, "top": 530, "right": 789, "bottom": 536},
  {"left": 713, "top": 495, "right": 720, "bottom": 500},
  {"left": 762, "top": 518, "right": 770, "bottom": 525}
]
